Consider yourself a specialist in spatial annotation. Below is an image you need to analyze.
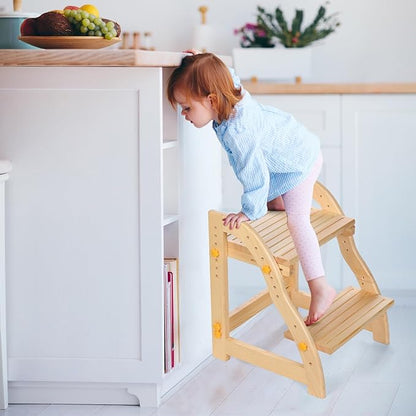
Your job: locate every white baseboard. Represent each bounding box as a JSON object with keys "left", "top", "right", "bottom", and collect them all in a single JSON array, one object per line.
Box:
[{"left": 8, "top": 381, "right": 159, "bottom": 407}]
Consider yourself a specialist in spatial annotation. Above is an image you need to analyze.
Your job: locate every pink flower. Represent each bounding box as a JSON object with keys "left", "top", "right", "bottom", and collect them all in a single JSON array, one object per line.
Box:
[{"left": 245, "top": 23, "right": 257, "bottom": 30}]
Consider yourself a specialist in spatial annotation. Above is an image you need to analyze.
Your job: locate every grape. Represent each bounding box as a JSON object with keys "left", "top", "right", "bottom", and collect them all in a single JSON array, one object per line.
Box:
[{"left": 63, "top": 11, "right": 118, "bottom": 39}]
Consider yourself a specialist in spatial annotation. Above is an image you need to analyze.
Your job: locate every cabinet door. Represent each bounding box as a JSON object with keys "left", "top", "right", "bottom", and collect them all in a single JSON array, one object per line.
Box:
[
  {"left": 342, "top": 94, "right": 416, "bottom": 291},
  {"left": 0, "top": 67, "right": 166, "bottom": 405}
]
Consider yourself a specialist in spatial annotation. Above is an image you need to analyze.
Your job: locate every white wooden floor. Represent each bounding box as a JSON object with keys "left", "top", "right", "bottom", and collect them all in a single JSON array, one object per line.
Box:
[{"left": 1, "top": 302, "right": 414, "bottom": 416}]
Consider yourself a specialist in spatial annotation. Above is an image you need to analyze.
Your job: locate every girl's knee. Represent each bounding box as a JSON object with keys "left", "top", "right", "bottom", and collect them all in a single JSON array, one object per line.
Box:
[
  {"left": 286, "top": 214, "right": 312, "bottom": 233},
  {"left": 267, "top": 196, "right": 285, "bottom": 211}
]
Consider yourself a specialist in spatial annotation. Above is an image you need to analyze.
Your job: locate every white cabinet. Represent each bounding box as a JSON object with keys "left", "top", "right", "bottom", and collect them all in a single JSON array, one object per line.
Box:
[
  {"left": 341, "top": 94, "right": 416, "bottom": 291},
  {"left": 0, "top": 66, "right": 221, "bottom": 406}
]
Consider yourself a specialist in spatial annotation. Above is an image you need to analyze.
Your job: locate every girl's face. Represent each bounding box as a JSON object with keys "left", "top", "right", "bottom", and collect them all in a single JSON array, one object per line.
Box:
[{"left": 174, "top": 90, "right": 219, "bottom": 128}]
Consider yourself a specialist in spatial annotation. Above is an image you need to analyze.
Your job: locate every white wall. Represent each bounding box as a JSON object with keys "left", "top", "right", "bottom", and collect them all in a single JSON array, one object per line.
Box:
[{"left": 4, "top": 0, "right": 416, "bottom": 82}]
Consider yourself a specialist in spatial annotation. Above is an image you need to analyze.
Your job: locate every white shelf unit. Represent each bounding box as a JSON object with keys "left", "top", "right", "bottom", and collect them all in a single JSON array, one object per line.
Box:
[{"left": 0, "top": 65, "right": 222, "bottom": 407}]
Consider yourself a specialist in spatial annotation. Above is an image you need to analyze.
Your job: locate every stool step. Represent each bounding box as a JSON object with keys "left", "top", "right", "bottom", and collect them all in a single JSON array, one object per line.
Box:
[
  {"left": 228, "top": 209, "right": 354, "bottom": 266},
  {"left": 284, "top": 287, "right": 394, "bottom": 354}
]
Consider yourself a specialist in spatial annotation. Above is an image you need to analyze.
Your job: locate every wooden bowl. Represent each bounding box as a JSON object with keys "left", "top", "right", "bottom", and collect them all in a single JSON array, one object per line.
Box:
[{"left": 19, "top": 36, "right": 121, "bottom": 49}]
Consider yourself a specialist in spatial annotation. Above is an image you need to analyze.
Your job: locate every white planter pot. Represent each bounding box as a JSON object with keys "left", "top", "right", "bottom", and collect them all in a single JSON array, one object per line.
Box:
[{"left": 232, "top": 47, "right": 312, "bottom": 82}]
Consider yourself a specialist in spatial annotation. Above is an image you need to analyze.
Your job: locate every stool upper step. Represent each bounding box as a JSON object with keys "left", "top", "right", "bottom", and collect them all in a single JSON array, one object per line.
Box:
[
  {"left": 228, "top": 209, "right": 355, "bottom": 266},
  {"left": 284, "top": 286, "right": 394, "bottom": 354}
]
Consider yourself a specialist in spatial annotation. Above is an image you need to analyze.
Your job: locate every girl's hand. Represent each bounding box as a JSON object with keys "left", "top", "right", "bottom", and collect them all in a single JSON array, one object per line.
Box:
[
  {"left": 223, "top": 212, "right": 250, "bottom": 230},
  {"left": 183, "top": 49, "right": 202, "bottom": 55}
]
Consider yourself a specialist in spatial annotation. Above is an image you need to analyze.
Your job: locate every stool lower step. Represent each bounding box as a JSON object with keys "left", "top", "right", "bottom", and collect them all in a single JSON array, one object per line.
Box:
[{"left": 284, "top": 287, "right": 394, "bottom": 354}]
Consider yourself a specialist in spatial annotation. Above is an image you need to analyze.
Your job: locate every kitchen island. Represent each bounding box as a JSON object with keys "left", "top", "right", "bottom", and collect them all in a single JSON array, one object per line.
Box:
[{"left": 0, "top": 49, "right": 222, "bottom": 407}]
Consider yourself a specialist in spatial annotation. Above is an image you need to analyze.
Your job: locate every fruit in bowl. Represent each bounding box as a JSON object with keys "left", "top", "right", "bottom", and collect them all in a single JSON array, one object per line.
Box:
[
  {"left": 30, "top": 11, "right": 75, "bottom": 35},
  {"left": 20, "top": 4, "right": 121, "bottom": 39},
  {"left": 80, "top": 4, "right": 100, "bottom": 16}
]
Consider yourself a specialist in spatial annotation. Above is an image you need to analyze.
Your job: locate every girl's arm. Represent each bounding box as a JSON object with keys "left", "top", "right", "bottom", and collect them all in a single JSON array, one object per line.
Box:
[{"left": 224, "top": 127, "right": 269, "bottom": 222}]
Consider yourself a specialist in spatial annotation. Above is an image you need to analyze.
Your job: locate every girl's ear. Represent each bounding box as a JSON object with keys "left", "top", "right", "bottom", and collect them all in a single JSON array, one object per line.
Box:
[{"left": 208, "top": 93, "right": 218, "bottom": 109}]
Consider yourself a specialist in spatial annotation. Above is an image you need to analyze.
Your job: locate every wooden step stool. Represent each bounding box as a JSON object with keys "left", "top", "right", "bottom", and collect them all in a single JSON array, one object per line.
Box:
[{"left": 208, "top": 181, "right": 394, "bottom": 398}]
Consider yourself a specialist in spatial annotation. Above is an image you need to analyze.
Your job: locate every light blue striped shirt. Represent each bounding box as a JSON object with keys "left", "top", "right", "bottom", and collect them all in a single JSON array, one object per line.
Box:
[{"left": 213, "top": 70, "right": 320, "bottom": 220}]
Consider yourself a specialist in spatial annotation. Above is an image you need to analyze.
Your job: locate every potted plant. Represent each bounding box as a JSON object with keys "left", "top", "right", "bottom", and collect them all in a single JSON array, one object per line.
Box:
[{"left": 233, "top": 3, "right": 340, "bottom": 82}]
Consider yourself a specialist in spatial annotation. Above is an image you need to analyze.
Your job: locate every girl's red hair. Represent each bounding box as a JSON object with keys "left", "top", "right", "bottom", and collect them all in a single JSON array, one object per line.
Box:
[{"left": 167, "top": 53, "right": 242, "bottom": 123}]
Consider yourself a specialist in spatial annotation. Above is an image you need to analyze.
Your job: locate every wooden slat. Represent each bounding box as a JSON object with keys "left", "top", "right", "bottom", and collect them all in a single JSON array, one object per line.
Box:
[
  {"left": 282, "top": 216, "right": 354, "bottom": 260},
  {"left": 228, "top": 209, "right": 354, "bottom": 264},
  {"left": 284, "top": 287, "right": 394, "bottom": 354},
  {"left": 320, "top": 297, "right": 392, "bottom": 352},
  {"left": 225, "top": 337, "right": 307, "bottom": 385},
  {"left": 229, "top": 289, "right": 272, "bottom": 331}
]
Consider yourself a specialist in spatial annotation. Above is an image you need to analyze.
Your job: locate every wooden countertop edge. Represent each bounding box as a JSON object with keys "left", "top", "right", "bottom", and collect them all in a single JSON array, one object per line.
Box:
[
  {"left": 0, "top": 49, "right": 233, "bottom": 68},
  {"left": 243, "top": 82, "right": 416, "bottom": 94},
  {"left": 0, "top": 49, "right": 188, "bottom": 67}
]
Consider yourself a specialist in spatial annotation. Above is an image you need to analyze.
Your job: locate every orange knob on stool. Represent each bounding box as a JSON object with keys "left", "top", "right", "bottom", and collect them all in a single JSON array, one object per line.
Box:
[
  {"left": 298, "top": 342, "right": 308, "bottom": 351},
  {"left": 262, "top": 265, "right": 271, "bottom": 274}
]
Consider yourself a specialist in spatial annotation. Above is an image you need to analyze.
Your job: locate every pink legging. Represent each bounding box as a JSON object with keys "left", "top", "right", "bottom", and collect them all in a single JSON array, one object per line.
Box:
[{"left": 281, "top": 153, "right": 324, "bottom": 281}]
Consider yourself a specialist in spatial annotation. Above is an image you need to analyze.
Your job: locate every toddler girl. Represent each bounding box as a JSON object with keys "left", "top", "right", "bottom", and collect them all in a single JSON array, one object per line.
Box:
[{"left": 167, "top": 52, "right": 336, "bottom": 325}]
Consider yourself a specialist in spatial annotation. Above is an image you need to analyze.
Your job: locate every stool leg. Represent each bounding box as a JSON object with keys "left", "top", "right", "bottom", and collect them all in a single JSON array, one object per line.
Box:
[
  {"left": 209, "top": 213, "right": 230, "bottom": 361},
  {"left": 337, "top": 233, "right": 391, "bottom": 344},
  {"left": 367, "top": 313, "right": 390, "bottom": 345},
  {"left": 337, "top": 233, "right": 380, "bottom": 294}
]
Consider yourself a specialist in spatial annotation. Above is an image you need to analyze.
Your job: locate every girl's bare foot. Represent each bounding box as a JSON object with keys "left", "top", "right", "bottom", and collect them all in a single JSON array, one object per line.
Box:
[{"left": 305, "top": 276, "right": 337, "bottom": 326}]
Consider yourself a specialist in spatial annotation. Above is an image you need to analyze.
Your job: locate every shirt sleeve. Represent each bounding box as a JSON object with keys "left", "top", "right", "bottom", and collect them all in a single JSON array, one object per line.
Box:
[{"left": 225, "top": 127, "right": 269, "bottom": 220}]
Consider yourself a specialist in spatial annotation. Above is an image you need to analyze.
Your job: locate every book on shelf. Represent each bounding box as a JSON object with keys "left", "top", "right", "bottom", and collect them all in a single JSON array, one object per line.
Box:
[{"left": 163, "top": 258, "right": 180, "bottom": 373}]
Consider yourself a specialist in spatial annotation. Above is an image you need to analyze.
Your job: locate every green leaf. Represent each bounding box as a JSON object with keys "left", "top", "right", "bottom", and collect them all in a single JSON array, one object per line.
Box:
[{"left": 291, "top": 10, "right": 303, "bottom": 35}]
